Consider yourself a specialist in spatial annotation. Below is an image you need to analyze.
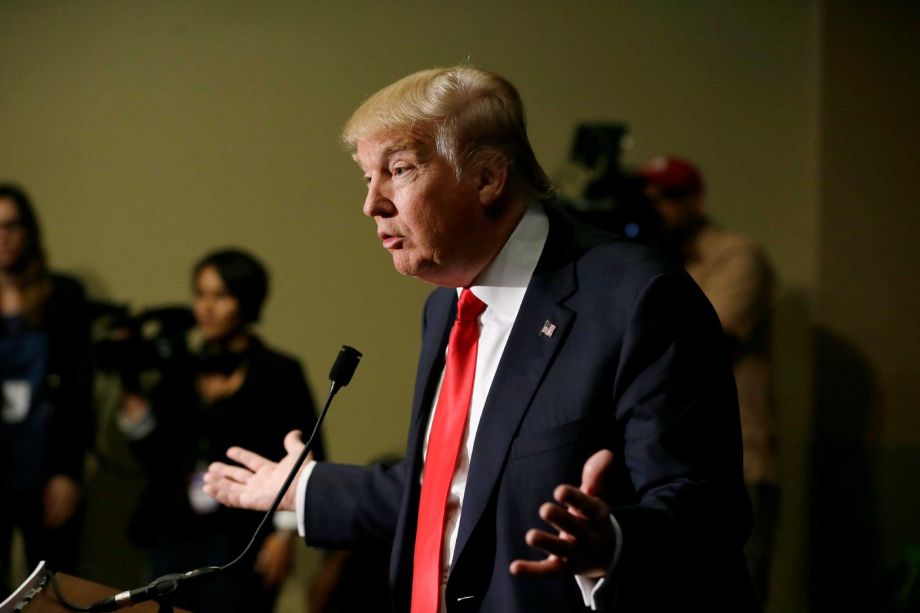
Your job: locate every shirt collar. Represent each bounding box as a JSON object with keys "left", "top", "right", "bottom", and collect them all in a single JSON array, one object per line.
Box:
[{"left": 460, "top": 204, "right": 549, "bottom": 321}]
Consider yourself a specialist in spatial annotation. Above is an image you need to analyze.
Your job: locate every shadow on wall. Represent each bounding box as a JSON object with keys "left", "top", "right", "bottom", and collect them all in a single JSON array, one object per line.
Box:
[{"left": 809, "top": 327, "right": 881, "bottom": 612}]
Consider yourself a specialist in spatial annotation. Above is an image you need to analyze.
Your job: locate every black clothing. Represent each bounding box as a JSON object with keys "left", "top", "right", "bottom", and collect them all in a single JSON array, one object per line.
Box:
[
  {"left": 127, "top": 336, "right": 321, "bottom": 613},
  {"left": 0, "top": 273, "right": 92, "bottom": 588}
]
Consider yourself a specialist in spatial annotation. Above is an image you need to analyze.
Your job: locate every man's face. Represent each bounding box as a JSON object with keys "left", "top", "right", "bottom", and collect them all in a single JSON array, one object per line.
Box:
[
  {"left": 356, "top": 133, "right": 484, "bottom": 286},
  {"left": 644, "top": 187, "right": 703, "bottom": 231}
]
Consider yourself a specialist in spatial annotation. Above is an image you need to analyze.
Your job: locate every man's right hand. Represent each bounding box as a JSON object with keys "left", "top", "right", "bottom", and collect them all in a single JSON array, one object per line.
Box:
[{"left": 202, "top": 430, "right": 311, "bottom": 512}]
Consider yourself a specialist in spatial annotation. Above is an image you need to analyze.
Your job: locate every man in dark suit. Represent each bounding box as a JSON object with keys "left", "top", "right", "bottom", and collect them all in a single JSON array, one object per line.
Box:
[{"left": 203, "top": 65, "right": 753, "bottom": 612}]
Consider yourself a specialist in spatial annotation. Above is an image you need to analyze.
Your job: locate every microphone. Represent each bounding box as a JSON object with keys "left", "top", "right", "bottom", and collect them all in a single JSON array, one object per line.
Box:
[
  {"left": 329, "top": 345, "right": 362, "bottom": 394},
  {"left": 78, "top": 345, "right": 362, "bottom": 612}
]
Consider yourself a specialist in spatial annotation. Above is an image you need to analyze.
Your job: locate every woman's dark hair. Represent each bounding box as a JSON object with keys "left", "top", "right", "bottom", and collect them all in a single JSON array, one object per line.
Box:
[
  {"left": 0, "top": 183, "right": 47, "bottom": 274},
  {"left": 193, "top": 248, "right": 269, "bottom": 324}
]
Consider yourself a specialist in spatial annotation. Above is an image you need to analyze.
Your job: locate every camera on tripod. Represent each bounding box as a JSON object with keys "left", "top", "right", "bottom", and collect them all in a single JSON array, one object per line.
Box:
[
  {"left": 90, "top": 303, "right": 196, "bottom": 393},
  {"left": 555, "top": 122, "right": 662, "bottom": 244}
]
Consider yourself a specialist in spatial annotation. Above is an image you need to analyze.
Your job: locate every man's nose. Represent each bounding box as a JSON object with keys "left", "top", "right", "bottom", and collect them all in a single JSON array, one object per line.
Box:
[{"left": 363, "top": 178, "right": 395, "bottom": 218}]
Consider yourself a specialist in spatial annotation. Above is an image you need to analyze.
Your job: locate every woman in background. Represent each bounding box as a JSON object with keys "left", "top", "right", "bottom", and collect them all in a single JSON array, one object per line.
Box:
[
  {"left": 119, "top": 248, "right": 323, "bottom": 612},
  {"left": 0, "top": 184, "right": 92, "bottom": 593}
]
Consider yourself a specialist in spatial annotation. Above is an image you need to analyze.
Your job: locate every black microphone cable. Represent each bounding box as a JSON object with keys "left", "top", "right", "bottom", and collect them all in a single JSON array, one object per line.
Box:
[{"left": 50, "top": 345, "right": 362, "bottom": 612}]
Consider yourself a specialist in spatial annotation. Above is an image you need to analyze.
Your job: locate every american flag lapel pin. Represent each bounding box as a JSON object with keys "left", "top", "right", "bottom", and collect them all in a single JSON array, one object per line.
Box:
[{"left": 539, "top": 320, "right": 557, "bottom": 338}]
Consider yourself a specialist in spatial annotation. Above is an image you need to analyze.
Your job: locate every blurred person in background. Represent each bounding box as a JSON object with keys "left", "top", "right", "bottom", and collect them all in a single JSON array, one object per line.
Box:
[
  {"left": 0, "top": 184, "right": 93, "bottom": 594},
  {"left": 117, "top": 248, "right": 323, "bottom": 612},
  {"left": 640, "top": 156, "right": 779, "bottom": 610}
]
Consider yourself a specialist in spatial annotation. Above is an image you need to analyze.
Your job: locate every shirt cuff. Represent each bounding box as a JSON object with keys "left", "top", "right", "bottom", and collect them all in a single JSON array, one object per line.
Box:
[
  {"left": 574, "top": 513, "right": 623, "bottom": 610},
  {"left": 272, "top": 510, "right": 298, "bottom": 531},
  {"left": 295, "top": 460, "right": 318, "bottom": 538}
]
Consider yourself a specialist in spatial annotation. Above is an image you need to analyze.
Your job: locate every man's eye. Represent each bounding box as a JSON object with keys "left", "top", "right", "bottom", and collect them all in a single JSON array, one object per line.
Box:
[{"left": 393, "top": 166, "right": 409, "bottom": 176}]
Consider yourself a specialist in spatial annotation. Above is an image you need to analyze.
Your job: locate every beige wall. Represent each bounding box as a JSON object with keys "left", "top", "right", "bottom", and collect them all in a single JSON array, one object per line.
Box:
[
  {"left": 814, "top": 2, "right": 920, "bottom": 610},
  {"left": 0, "top": 0, "right": 819, "bottom": 457},
  {"left": 1, "top": 2, "right": 823, "bottom": 610}
]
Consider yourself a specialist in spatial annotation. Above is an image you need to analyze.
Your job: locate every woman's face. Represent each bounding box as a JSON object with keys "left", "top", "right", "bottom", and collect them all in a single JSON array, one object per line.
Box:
[
  {"left": 193, "top": 265, "right": 245, "bottom": 342},
  {"left": 0, "top": 198, "right": 29, "bottom": 271}
]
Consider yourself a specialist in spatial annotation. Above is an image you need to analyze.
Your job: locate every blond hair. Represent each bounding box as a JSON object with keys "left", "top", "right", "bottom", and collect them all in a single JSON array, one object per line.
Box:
[{"left": 343, "top": 65, "right": 554, "bottom": 202}]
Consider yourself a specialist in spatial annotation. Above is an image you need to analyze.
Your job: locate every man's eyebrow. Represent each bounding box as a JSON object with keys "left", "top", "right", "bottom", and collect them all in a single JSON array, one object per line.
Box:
[
  {"left": 382, "top": 145, "right": 410, "bottom": 159},
  {"left": 382, "top": 139, "right": 428, "bottom": 160},
  {"left": 353, "top": 138, "right": 431, "bottom": 168},
  {"left": 351, "top": 145, "right": 412, "bottom": 167}
]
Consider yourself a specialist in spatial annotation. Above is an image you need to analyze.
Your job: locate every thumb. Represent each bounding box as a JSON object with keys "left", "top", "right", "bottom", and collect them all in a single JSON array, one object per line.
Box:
[
  {"left": 581, "top": 449, "right": 615, "bottom": 498},
  {"left": 283, "top": 430, "right": 305, "bottom": 455}
]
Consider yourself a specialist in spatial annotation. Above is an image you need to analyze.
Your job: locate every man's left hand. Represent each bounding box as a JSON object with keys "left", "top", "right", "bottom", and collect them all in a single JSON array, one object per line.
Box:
[{"left": 509, "top": 449, "right": 616, "bottom": 578}]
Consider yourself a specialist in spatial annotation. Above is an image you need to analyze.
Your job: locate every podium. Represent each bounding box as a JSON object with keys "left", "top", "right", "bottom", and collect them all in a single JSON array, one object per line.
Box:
[{"left": 11, "top": 572, "right": 192, "bottom": 612}]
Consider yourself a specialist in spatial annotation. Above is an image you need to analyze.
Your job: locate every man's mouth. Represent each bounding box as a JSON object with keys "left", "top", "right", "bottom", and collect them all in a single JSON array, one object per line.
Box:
[{"left": 379, "top": 231, "right": 404, "bottom": 249}]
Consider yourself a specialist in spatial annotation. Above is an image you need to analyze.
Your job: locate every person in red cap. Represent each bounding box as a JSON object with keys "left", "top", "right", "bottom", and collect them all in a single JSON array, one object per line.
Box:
[
  {"left": 639, "top": 155, "right": 705, "bottom": 232},
  {"left": 640, "top": 154, "right": 779, "bottom": 611}
]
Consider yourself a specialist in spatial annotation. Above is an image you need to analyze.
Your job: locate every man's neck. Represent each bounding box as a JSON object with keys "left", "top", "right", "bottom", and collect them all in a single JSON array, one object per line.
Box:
[{"left": 451, "top": 200, "right": 529, "bottom": 288}]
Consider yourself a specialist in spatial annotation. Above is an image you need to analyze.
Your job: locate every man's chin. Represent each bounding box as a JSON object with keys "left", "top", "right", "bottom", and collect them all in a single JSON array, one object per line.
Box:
[
  {"left": 391, "top": 258, "right": 441, "bottom": 286},
  {"left": 389, "top": 255, "right": 468, "bottom": 287},
  {"left": 390, "top": 253, "right": 421, "bottom": 276}
]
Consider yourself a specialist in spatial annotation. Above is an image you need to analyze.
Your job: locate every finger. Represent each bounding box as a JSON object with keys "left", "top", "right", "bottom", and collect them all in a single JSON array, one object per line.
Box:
[
  {"left": 581, "top": 449, "right": 614, "bottom": 497},
  {"left": 204, "top": 461, "right": 243, "bottom": 480},
  {"left": 525, "top": 527, "right": 577, "bottom": 559},
  {"left": 538, "top": 502, "right": 592, "bottom": 541},
  {"left": 226, "top": 446, "right": 270, "bottom": 471},
  {"left": 283, "top": 430, "right": 305, "bottom": 455},
  {"left": 554, "top": 485, "right": 609, "bottom": 519},
  {"left": 204, "top": 463, "right": 253, "bottom": 486},
  {"left": 202, "top": 483, "right": 239, "bottom": 507},
  {"left": 509, "top": 555, "right": 567, "bottom": 577},
  {"left": 203, "top": 480, "right": 248, "bottom": 507}
]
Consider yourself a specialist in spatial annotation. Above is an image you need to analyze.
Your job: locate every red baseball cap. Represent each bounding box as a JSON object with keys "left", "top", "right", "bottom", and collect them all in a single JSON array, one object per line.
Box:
[{"left": 639, "top": 155, "right": 705, "bottom": 197}]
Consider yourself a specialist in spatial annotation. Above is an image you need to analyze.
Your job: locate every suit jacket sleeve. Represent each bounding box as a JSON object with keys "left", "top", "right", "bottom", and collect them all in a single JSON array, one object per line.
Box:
[{"left": 303, "top": 459, "right": 408, "bottom": 549}]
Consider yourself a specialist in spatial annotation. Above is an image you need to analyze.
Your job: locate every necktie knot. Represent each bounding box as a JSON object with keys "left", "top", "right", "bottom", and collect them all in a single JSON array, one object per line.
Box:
[{"left": 456, "top": 288, "right": 487, "bottom": 322}]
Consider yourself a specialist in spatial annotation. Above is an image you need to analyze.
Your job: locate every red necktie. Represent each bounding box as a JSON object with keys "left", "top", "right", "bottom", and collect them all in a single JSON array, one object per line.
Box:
[{"left": 411, "top": 288, "right": 487, "bottom": 613}]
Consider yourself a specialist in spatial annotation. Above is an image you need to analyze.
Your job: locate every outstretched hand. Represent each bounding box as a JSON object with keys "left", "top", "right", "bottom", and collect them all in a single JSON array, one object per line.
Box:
[
  {"left": 509, "top": 449, "right": 617, "bottom": 579},
  {"left": 202, "top": 430, "right": 310, "bottom": 512}
]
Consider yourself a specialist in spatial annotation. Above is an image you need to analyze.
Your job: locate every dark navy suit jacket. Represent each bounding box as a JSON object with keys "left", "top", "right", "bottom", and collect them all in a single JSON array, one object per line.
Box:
[{"left": 304, "top": 206, "right": 754, "bottom": 612}]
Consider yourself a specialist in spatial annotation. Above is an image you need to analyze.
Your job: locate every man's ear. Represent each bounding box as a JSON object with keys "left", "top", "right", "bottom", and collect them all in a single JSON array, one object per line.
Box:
[{"left": 476, "top": 157, "right": 509, "bottom": 208}]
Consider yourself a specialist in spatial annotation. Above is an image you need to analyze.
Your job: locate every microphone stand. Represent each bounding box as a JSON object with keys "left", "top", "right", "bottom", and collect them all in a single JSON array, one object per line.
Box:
[{"left": 52, "top": 346, "right": 362, "bottom": 612}]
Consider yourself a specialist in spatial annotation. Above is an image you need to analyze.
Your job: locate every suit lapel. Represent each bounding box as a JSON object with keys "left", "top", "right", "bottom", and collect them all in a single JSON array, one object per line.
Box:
[
  {"left": 402, "top": 290, "right": 455, "bottom": 504},
  {"left": 451, "top": 209, "right": 579, "bottom": 565},
  {"left": 392, "top": 288, "right": 456, "bottom": 602}
]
